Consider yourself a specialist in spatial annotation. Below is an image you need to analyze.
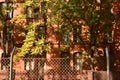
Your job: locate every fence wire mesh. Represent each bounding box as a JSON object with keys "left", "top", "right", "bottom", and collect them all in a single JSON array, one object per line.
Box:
[{"left": 0, "top": 58, "right": 91, "bottom": 80}]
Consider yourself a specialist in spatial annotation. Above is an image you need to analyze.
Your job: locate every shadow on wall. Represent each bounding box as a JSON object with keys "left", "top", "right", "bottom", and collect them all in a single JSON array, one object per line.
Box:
[
  {"left": 94, "top": 71, "right": 106, "bottom": 80},
  {"left": 94, "top": 71, "right": 120, "bottom": 80},
  {"left": 112, "top": 71, "right": 120, "bottom": 80}
]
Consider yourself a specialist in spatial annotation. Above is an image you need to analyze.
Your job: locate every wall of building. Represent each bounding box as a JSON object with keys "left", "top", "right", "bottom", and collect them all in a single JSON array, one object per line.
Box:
[{"left": 0, "top": 0, "right": 120, "bottom": 71}]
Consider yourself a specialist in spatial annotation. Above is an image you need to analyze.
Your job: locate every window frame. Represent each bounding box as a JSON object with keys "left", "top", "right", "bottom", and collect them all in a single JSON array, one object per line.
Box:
[
  {"left": 0, "top": 2, "right": 13, "bottom": 20},
  {"left": 25, "top": 58, "right": 34, "bottom": 70},
  {"left": 26, "top": 6, "right": 34, "bottom": 19},
  {"left": 61, "top": 31, "right": 70, "bottom": 44},
  {"left": 73, "top": 52, "right": 83, "bottom": 71},
  {"left": 60, "top": 52, "right": 70, "bottom": 71},
  {"left": 24, "top": 52, "right": 46, "bottom": 71},
  {"left": 73, "top": 26, "right": 82, "bottom": 43},
  {"left": 26, "top": 4, "right": 40, "bottom": 19}
]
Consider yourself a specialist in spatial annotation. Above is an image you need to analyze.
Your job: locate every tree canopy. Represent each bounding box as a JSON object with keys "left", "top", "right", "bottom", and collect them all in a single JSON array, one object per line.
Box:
[
  {"left": 46, "top": 0, "right": 114, "bottom": 49},
  {"left": 0, "top": 0, "right": 117, "bottom": 58}
]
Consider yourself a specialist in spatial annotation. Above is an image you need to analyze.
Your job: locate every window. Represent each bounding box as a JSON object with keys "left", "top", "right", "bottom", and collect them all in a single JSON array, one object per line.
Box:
[
  {"left": 25, "top": 58, "right": 34, "bottom": 70},
  {"left": 37, "top": 26, "right": 46, "bottom": 39},
  {"left": 61, "top": 32, "right": 70, "bottom": 44},
  {"left": 26, "top": 5, "right": 40, "bottom": 19},
  {"left": 0, "top": 2, "right": 13, "bottom": 19},
  {"left": 0, "top": 2, "right": 7, "bottom": 19},
  {"left": 26, "top": 6, "right": 33, "bottom": 18},
  {"left": 73, "top": 52, "right": 82, "bottom": 71},
  {"left": 7, "top": 2, "right": 13, "bottom": 19},
  {"left": 60, "top": 52, "right": 70, "bottom": 72},
  {"left": 24, "top": 53, "right": 46, "bottom": 79},
  {"left": 26, "top": 1, "right": 46, "bottom": 19},
  {"left": 73, "top": 26, "right": 82, "bottom": 43},
  {"left": 24, "top": 53, "right": 46, "bottom": 70}
]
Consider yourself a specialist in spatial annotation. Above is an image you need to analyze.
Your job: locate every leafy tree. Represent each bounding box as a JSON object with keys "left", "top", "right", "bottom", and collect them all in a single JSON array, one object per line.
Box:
[
  {"left": 16, "top": 22, "right": 51, "bottom": 57},
  {"left": 45, "top": 0, "right": 115, "bottom": 80},
  {"left": 46, "top": 0, "right": 114, "bottom": 78},
  {"left": 47, "top": 0, "right": 114, "bottom": 45},
  {"left": 0, "top": 0, "right": 51, "bottom": 58},
  {"left": 13, "top": 0, "right": 51, "bottom": 58},
  {"left": 0, "top": 0, "right": 115, "bottom": 70}
]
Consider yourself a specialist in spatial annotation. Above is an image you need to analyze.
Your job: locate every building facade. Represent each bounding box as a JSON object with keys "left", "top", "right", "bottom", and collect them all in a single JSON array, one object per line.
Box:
[{"left": 0, "top": 0, "right": 120, "bottom": 79}]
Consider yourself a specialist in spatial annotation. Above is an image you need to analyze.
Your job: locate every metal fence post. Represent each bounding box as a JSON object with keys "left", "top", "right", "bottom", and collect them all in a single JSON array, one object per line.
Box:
[
  {"left": 9, "top": 47, "right": 16, "bottom": 80},
  {"left": 105, "top": 47, "right": 110, "bottom": 80}
]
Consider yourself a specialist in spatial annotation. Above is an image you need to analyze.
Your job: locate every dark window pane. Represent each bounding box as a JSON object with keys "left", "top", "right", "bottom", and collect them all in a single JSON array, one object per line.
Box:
[
  {"left": 34, "top": 7, "right": 39, "bottom": 18},
  {"left": 38, "top": 26, "right": 45, "bottom": 39},
  {"left": 61, "top": 52, "right": 70, "bottom": 73}
]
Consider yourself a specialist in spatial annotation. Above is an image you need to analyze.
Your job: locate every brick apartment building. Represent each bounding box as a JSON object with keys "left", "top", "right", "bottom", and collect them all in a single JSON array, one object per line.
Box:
[{"left": 0, "top": 0, "right": 120, "bottom": 80}]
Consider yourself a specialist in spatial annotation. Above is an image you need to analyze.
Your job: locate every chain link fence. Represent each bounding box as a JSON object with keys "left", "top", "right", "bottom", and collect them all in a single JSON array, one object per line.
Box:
[
  {"left": 0, "top": 57, "right": 120, "bottom": 80},
  {"left": 0, "top": 58, "right": 91, "bottom": 80}
]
